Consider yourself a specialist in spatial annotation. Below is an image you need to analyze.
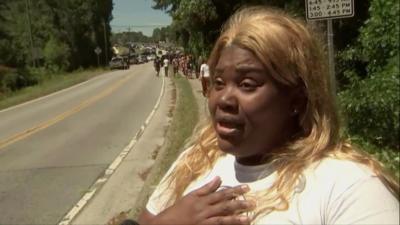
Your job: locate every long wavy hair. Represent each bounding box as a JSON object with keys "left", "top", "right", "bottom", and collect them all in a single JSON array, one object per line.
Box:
[{"left": 162, "top": 6, "right": 399, "bottom": 222}]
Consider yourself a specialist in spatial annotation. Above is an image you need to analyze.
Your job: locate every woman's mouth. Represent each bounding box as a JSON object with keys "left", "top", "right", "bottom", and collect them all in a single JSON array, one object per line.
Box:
[{"left": 216, "top": 120, "right": 244, "bottom": 137}]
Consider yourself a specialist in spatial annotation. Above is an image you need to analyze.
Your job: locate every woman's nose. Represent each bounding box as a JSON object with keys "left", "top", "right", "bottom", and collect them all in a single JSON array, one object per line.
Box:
[{"left": 217, "top": 86, "right": 238, "bottom": 112}]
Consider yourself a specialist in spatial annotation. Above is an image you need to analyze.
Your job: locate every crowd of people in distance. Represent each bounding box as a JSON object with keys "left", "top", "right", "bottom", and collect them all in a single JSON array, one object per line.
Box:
[{"left": 153, "top": 53, "right": 210, "bottom": 97}]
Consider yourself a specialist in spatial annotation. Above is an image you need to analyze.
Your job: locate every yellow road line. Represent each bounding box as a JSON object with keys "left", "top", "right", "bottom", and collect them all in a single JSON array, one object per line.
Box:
[{"left": 0, "top": 75, "right": 132, "bottom": 150}]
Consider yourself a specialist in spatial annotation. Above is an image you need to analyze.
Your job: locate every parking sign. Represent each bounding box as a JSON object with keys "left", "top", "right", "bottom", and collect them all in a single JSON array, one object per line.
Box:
[{"left": 306, "top": 0, "right": 354, "bottom": 20}]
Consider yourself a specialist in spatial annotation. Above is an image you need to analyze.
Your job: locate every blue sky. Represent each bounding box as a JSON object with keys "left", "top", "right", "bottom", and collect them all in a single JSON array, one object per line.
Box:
[{"left": 111, "top": 0, "right": 172, "bottom": 36}]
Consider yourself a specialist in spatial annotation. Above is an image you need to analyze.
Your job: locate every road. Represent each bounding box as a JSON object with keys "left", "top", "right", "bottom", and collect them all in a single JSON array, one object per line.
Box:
[{"left": 0, "top": 63, "right": 162, "bottom": 225}]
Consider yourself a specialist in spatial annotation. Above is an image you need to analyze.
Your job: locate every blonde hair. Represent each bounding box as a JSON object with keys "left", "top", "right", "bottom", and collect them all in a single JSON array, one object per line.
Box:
[{"left": 163, "top": 6, "right": 399, "bottom": 222}]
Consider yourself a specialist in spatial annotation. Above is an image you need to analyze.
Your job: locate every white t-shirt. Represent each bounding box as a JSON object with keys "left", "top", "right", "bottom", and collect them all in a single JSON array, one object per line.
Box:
[
  {"left": 146, "top": 152, "right": 399, "bottom": 224},
  {"left": 163, "top": 58, "right": 169, "bottom": 67},
  {"left": 200, "top": 63, "right": 210, "bottom": 78}
]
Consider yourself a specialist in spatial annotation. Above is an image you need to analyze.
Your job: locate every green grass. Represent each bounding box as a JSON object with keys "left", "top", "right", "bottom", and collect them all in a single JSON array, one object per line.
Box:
[
  {"left": 160, "top": 76, "right": 200, "bottom": 171},
  {"left": 0, "top": 68, "right": 108, "bottom": 110},
  {"left": 126, "top": 76, "right": 199, "bottom": 220}
]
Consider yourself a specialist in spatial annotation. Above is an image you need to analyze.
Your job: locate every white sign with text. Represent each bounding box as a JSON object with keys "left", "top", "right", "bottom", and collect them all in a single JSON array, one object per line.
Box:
[{"left": 306, "top": 0, "right": 354, "bottom": 20}]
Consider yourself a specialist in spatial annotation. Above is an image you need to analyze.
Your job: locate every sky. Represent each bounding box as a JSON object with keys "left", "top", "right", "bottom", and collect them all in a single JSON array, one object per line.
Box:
[{"left": 111, "top": 0, "right": 172, "bottom": 36}]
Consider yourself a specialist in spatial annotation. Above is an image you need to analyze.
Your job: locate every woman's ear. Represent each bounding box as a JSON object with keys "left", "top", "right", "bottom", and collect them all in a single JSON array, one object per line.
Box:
[{"left": 290, "top": 86, "right": 307, "bottom": 117}]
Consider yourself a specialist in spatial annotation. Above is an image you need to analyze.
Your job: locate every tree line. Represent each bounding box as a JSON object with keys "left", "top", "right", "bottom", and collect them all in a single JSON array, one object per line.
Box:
[
  {"left": 111, "top": 31, "right": 153, "bottom": 45},
  {"left": 110, "top": 27, "right": 173, "bottom": 45},
  {"left": 0, "top": 0, "right": 113, "bottom": 94},
  {"left": 0, "top": 0, "right": 113, "bottom": 70},
  {"left": 152, "top": 0, "right": 399, "bottom": 172}
]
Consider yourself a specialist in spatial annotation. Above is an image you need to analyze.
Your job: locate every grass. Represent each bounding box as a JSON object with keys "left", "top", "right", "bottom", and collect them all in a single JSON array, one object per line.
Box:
[
  {"left": 0, "top": 68, "right": 108, "bottom": 110},
  {"left": 125, "top": 76, "right": 199, "bottom": 221}
]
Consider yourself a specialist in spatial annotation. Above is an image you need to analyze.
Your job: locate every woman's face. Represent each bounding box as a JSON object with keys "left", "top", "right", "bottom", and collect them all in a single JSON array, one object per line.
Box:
[{"left": 208, "top": 45, "right": 297, "bottom": 165}]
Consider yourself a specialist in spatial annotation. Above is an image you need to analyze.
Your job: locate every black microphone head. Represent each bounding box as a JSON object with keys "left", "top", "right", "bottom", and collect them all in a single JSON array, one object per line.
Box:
[{"left": 119, "top": 219, "right": 140, "bottom": 225}]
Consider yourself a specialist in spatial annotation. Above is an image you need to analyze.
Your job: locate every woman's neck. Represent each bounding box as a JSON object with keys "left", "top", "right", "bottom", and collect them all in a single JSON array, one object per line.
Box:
[{"left": 236, "top": 154, "right": 274, "bottom": 166}]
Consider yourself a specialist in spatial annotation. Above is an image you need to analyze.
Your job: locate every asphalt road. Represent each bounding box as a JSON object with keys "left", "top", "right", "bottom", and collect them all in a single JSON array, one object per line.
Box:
[{"left": 0, "top": 63, "right": 162, "bottom": 225}]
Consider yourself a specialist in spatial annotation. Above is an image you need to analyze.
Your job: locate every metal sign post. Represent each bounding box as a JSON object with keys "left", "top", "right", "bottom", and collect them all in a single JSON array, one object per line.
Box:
[
  {"left": 327, "top": 19, "right": 335, "bottom": 93},
  {"left": 305, "top": 0, "right": 354, "bottom": 94}
]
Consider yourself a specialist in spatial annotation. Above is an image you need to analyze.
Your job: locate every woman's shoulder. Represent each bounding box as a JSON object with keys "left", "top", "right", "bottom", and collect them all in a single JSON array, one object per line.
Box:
[
  {"left": 300, "top": 158, "right": 389, "bottom": 204},
  {"left": 308, "top": 157, "right": 375, "bottom": 179},
  {"left": 302, "top": 158, "right": 378, "bottom": 195},
  {"left": 298, "top": 158, "right": 399, "bottom": 224}
]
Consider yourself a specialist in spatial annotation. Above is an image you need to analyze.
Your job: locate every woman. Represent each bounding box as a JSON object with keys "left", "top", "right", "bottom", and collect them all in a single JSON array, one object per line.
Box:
[{"left": 137, "top": 6, "right": 399, "bottom": 225}]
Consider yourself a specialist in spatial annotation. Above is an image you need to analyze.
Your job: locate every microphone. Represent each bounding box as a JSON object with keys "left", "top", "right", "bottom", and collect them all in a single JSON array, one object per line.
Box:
[{"left": 119, "top": 219, "right": 140, "bottom": 225}]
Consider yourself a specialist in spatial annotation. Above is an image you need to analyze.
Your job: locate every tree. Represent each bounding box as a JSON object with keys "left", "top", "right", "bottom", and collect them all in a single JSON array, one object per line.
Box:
[
  {"left": 151, "top": 0, "right": 309, "bottom": 57},
  {"left": 111, "top": 31, "right": 153, "bottom": 45},
  {"left": 43, "top": 36, "right": 71, "bottom": 71},
  {"left": 0, "top": 0, "right": 113, "bottom": 70},
  {"left": 338, "top": 0, "right": 400, "bottom": 149}
]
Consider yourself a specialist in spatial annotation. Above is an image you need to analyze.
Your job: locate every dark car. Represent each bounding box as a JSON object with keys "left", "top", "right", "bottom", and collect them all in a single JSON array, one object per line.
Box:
[{"left": 109, "top": 57, "right": 129, "bottom": 69}]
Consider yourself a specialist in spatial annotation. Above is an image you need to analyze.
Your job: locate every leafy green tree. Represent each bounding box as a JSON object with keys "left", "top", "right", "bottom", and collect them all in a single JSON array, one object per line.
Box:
[
  {"left": 43, "top": 36, "right": 71, "bottom": 71},
  {"left": 151, "top": 0, "right": 308, "bottom": 57},
  {"left": 152, "top": 27, "right": 162, "bottom": 42},
  {"left": 338, "top": 0, "right": 400, "bottom": 149},
  {"left": 0, "top": 0, "right": 113, "bottom": 70},
  {"left": 111, "top": 31, "right": 153, "bottom": 47}
]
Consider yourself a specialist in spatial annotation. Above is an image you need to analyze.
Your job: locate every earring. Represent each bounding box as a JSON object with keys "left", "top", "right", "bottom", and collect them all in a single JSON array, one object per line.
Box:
[{"left": 292, "top": 108, "right": 298, "bottom": 116}]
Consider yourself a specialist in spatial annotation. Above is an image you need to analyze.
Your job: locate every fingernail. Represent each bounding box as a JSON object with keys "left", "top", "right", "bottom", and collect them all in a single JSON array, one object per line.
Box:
[{"left": 241, "top": 184, "right": 250, "bottom": 192}]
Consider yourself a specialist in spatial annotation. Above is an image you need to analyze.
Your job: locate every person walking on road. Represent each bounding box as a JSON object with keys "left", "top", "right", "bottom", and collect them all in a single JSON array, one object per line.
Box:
[
  {"left": 172, "top": 57, "right": 179, "bottom": 78},
  {"left": 163, "top": 56, "right": 170, "bottom": 77},
  {"left": 154, "top": 57, "right": 161, "bottom": 77},
  {"left": 200, "top": 59, "right": 210, "bottom": 97}
]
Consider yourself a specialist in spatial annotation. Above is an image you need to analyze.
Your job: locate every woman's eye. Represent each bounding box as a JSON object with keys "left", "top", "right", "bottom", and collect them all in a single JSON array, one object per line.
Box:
[
  {"left": 213, "top": 78, "right": 224, "bottom": 90},
  {"left": 239, "top": 80, "right": 258, "bottom": 91}
]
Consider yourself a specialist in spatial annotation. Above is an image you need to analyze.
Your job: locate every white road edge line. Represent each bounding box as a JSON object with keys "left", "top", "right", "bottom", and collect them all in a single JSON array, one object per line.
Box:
[{"left": 58, "top": 75, "right": 166, "bottom": 225}]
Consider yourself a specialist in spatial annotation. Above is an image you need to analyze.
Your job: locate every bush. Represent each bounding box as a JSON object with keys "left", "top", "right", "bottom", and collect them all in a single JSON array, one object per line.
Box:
[
  {"left": 43, "top": 36, "right": 71, "bottom": 72},
  {"left": 339, "top": 56, "right": 399, "bottom": 149},
  {"left": 0, "top": 67, "right": 38, "bottom": 93},
  {"left": 358, "top": 0, "right": 399, "bottom": 73},
  {"left": 337, "top": 0, "right": 399, "bottom": 151}
]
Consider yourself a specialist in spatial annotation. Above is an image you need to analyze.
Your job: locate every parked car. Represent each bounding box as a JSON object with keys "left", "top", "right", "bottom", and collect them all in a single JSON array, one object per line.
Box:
[
  {"left": 147, "top": 54, "right": 155, "bottom": 61},
  {"left": 138, "top": 55, "right": 148, "bottom": 63},
  {"left": 137, "top": 55, "right": 146, "bottom": 64},
  {"left": 129, "top": 55, "right": 138, "bottom": 65},
  {"left": 109, "top": 56, "right": 129, "bottom": 69}
]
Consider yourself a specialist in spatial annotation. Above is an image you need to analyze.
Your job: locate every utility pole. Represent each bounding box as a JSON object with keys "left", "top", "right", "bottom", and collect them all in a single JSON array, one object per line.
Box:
[
  {"left": 25, "top": 0, "right": 36, "bottom": 67},
  {"left": 103, "top": 20, "right": 108, "bottom": 64}
]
